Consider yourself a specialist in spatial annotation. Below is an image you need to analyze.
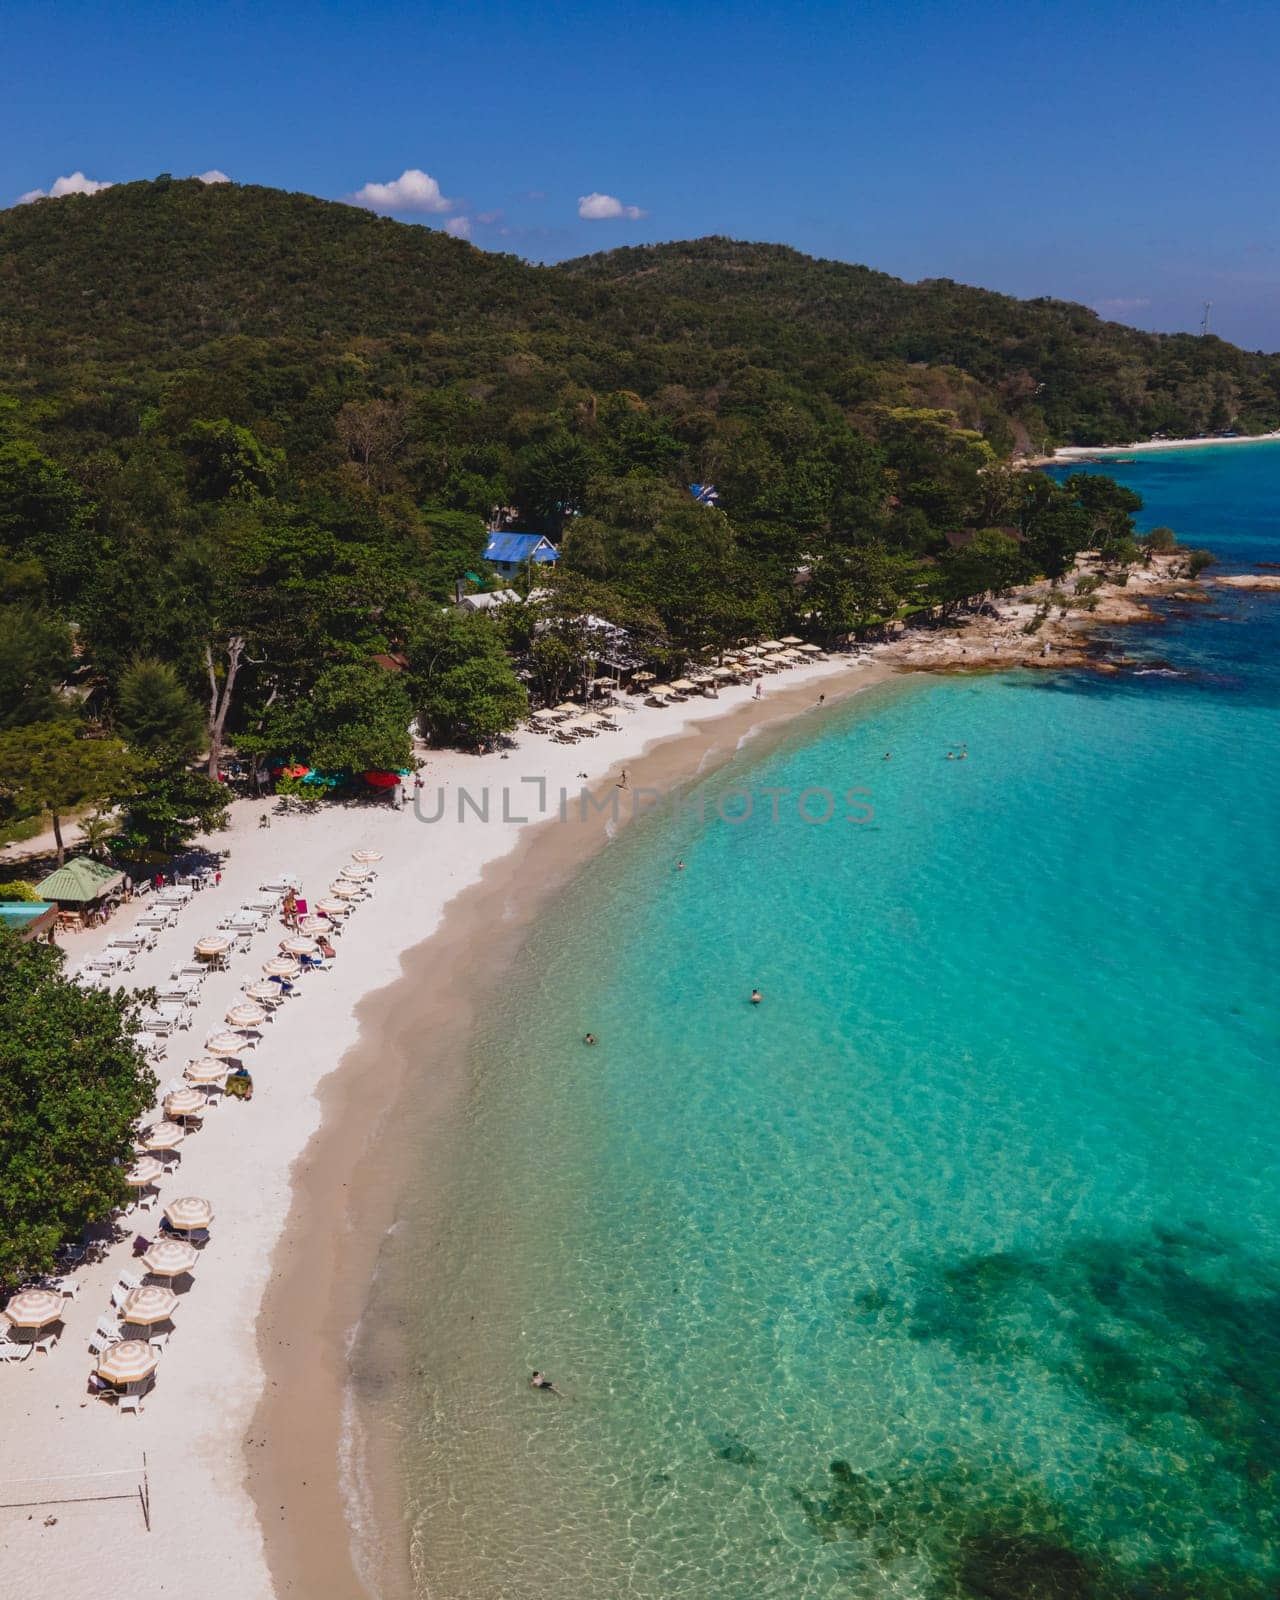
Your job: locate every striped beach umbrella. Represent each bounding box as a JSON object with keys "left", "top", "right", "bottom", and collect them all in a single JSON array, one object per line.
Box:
[
  {"left": 121, "top": 1285, "right": 178, "bottom": 1326},
  {"left": 327, "top": 883, "right": 362, "bottom": 900},
  {"left": 164, "top": 1196, "right": 213, "bottom": 1232},
  {"left": 225, "top": 1002, "right": 267, "bottom": 1029},
  {"left": 339, "top": 864, "right": 373, "bottom": 881},
  {"left": 298, "top": 917, "right": 328, "bottom": 936},
  {"left": 205, "top": 1031, "right": 246, "bottom": 1056},
  {"left": 141, "top": 1239, "right": 198, "bottom": 1277},
  {"left": 351, "top": 850, "right": 383, "bottom": 863},
  {"left": 242, "top": 980, "right": 284, "bottom": 1002},
  {"left": 140, "top": 1121, "right": 185, "bottom": 1151},
  {"left": 315, "top": 900, "right": 349, "bottom": 917},
  {"left": 262, "top": 957, "right": 300, "bottom": 978},
  {"left": 163, "top": 1088, "right": 205, "bottom": 1119},
  {"left": 280, "top": 936, "right": 317, "bottom": 957},
  {"left": 4, "top": 1288, "right": 65, "bottom": 1329},
  {"left": 183, "top": 1058, "right": 227, "bottom": 1086},
  {"left": 96, "top": 1340, "right": 159, "bottom": 1385},
  {"left": 125, "top": 1156, "right": 164, "bottom": 1187},
  {"left": 194, "top": 935, "right": 230, "bottom": 957}
]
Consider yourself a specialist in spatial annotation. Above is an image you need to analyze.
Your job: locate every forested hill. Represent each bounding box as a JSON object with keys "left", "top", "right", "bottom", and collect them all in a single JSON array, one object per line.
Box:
[
  {"left": 0, "top": 177, "right": 1228, "bottom": 867},
  {"left": 1, "top": 179, "right": 1277, "bottom": 447},
  {"left": 557, "top": 237, "right": 1280, "bottom": 443}
]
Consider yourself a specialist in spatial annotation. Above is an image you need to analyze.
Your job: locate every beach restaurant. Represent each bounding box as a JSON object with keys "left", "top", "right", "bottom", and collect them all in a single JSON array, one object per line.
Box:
[{"left": 34, "top": 856, "right": 126, "bottom": 930}]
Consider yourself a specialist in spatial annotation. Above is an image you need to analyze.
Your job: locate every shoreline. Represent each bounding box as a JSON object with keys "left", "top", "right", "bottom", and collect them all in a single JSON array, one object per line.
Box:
[
  {"left": 1021, "top": 429, "right": 1280, "bottom": 467},
  {"left": 247, "top": 550, "right": 1202, "bottom": 1598},
  {"left": 248, "top": 658, "right": 906, "bottom": 1600},
  {"left": 0, "top": 557, "right": 1203, "bottom": 1600}
]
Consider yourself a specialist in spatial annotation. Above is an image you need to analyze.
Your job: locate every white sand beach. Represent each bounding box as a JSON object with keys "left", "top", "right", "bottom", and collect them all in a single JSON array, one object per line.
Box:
[
  {"left": 0, "top": 547, "right": 1214, "bottom": 1597},
  {"left": 0, "top": 649, "right": 891, "bottom": 1600},
  {"left": 1053, "top": 430, "right": 1280, "bottom": 460}
]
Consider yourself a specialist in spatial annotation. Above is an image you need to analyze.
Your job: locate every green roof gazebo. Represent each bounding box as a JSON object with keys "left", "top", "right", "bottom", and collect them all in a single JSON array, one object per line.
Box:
[{"left": 34, "top": 856, "right": 125, "bottom": 905}]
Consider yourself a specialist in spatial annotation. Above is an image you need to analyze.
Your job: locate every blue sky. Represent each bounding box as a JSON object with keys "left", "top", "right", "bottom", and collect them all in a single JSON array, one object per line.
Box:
[{"left": 7, "top": 0, "right": 1280, "bottom": 348}]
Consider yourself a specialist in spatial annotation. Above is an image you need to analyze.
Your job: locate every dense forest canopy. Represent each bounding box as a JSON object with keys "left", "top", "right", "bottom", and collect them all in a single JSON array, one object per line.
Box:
[{"left": 0, "top": 178, "right": 1237, "bottom": 846}]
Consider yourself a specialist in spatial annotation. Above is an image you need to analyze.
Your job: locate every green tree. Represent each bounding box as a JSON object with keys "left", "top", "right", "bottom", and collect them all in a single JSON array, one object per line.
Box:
[
  {"left": 934, "top": 530, "right": 1031, "bottom": 608},
  {"left": 181, "top": 418, "right": 283, "bottom": 500},
  {"left": 76, "top": 811, "right": 118, "bottom": 860},
  {"left": 112, "top": 762, "right": 228, "bottom": 860},
  {"left": 406, "top": 607, "right": 527, "bottom": 747},
  {"left": 0, "top": 722, "right": 135, "bottom": 863},
  {"left": 0, "top": 605, "right": 70, "bottom": 729},
  {"left": 0, "top": 931, "right": 157, "bottom": 1288},
  {"left": 116, "top": 657, "right": 206, "bottom": 758},
  {"left": 0, "top": 440, "right": 96, "bottom": 604},
  {"left": 265, "top": 662, "right": 413, "bottom": 773},
  {"left": 807, "top": 542, "right": 921, "bottom": 637},
  {"left": 419, "top": 506, "right": 489, "bottom": 600}
]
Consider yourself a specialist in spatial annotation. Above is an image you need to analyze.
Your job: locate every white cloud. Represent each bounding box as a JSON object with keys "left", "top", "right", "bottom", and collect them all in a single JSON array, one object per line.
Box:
[
  {"left": 444, "top": 216, "right": 472, "bottom": 238},
  {"left": 16, "top": 170, "right": 113, "bottom": 204},
  {"left": 577, "top": 191, "right": 647, "bottom": 221},
  {"left": 351, "top": 168, "right": 454, "bottom": 214},
  {"left": 196, "top": 169, "right": 231, "bottom": 185}
]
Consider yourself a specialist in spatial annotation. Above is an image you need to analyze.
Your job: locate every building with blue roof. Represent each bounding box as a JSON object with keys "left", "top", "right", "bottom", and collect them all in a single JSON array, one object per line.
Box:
[{"left": 483, "top": 531, "right": 559, "bottom": 578}]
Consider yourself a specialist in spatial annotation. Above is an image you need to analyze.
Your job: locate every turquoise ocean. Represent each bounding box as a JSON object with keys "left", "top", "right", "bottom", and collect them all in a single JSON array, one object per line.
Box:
[{"left": 377, "top": 444, "right": 1280, "bottom": 1598}]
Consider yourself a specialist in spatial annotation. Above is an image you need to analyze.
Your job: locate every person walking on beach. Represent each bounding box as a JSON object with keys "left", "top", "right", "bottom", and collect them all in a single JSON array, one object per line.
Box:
[{"left": 617, "top": 769, "right": 629, "bottom": 789}]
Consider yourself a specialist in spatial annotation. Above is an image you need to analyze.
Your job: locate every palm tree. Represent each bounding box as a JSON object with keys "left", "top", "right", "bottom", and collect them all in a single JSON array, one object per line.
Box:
[{"left": 77, "top": 811, "right": 117, "bottom": 861}]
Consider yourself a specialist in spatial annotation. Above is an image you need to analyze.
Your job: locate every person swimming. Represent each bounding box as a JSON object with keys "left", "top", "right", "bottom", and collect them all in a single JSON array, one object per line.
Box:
[
  {"left": 531, "top": 1371, "right": 561, "bottom": 1393},
  {"left": 751, "top": 989, "right": 762, "bottom": 1005},
  {"left": 584, "top": 1033, "right": 597, "bottom": 1046},
  {"left": 677, "top": 860, "right": 686, "bottom": 871}
]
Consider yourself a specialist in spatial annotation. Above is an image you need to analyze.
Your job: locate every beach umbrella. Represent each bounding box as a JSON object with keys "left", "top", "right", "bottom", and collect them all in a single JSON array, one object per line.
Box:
[
  {"left": 263, "top": 957, "right": 301, "bottom": 978},
  {"left": 225, "top": 1002, "right": 267, "bottom": 1029},
  {"left": 141, "top": 1239, "right": 198, "bottom": 1278},
  {"left": 327, "top": 882, "right": 363, "bottom": 900},
  {"left": 315, "top": 899, "right": 350, "bottom": 917},
  {"left": 670, "top": 678, "right": 696, "bottom": 691},
  {"left": 194, "top": 935, "right": 230, "bottom": 958},
  {"left": 121, "top": 1286, "right": 178, "bottom": 1326},
  {"left": 164, "top": 1196, "right": 214, "bottom": 1232},
  {"left": 760, "top": 639, "right": 784, "bottom": 650},
  {"left": 280, "top": 937, "right": 318, "bottom": 957},
  {"left": 339, "top": 865, "right": 373, "bottom": 881},
  {"left": 163, "top": 1088, "right": 206, "bottom": 1119},
  {"left": 205, "top": 1031, "right": 247, "bottom": 1057},
  {"left": 140, "top": 1121, "right": 185, "bottom": 1151},
  {"left": 125, "top": 1155, "right": 164, "bottom": 1187},
  {"left": 96, "top": 1340, "right": 159, "bottom": 1385},
  {"left": 780, "top": 635, "right": 802, "bottom": 645},
  {"left": 631, "top": 671, "right": 655, "bottom": 683},
  {"left": 4, "top": 1289, "right": 65, "bottom": 1330},
  {"left": 242, "top": 982, "right": 283, "bottom": 1004},
  {"left": 183, "top": 1059, "right": 227, "bottom": 1086},
  {"left": 297, "top": 917, "right": 329, "bottom": 936},
  {"left": 709, "top": 665, "right": 735, "bottom": 678},
  {"left": 799, "top": 642, "right": 822, "bottom": 653},
  {"left": 351, "top": 850, "right": 383, "bottom": 863}
]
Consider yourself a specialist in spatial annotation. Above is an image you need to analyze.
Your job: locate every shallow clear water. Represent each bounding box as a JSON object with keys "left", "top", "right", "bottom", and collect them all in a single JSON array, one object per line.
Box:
[{"left": 383, "top": 445, "right": 1280, "bottom": 1598}]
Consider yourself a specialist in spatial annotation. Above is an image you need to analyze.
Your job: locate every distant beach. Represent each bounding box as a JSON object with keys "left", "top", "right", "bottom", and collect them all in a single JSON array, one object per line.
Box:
[{"left": 1049, "top": 429, "right": 1280, "bottom": 461}]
